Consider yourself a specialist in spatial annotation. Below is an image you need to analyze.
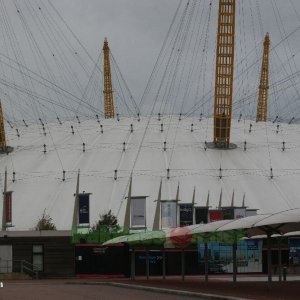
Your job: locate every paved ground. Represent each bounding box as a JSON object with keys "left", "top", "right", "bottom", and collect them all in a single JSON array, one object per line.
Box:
[
  {"left": 1, "top": 275, "right": 300, "bottom": 300},
  {"left": 0, "top": 281, "right": 200, "bottom": 300},
  {"left": 121, "top": 275, "right": 300, "bottom": 300}
]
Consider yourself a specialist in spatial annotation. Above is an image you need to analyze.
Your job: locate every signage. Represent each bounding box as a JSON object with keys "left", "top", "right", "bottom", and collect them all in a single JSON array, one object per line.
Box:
[
  {"left": 289, "top": 238, "right": 300, "bottom": 265},
  {"left": 245, "top": 209, "right": 257, "bottom": 217},
  {"left": 195, "top": 207, "right": 208, "bottom": 224},
  {"left": 179, "top": 204, "right": 193, "bottom": 226},
  {"left": 131, "top": 197, "right": 146, "bottom": 227},
  {"left": 5, "top": 192, "right": 12, "bottom": 224},
  {"left": 79, "top": 194, "right": 90, "bottom": 224},
  {"left": 222, "top": 208, "right": 234, "bottom": 220},
  {"left": 234, "top": 208, "right": 246, "bottom": 219},
  {"left": 209, "top": 210, "right": 222, "bottom": 222},
  {"left": 198, "top": 240, "right": 262, "bottom": 273},
  {"left": 161, "top": 201, "right": 177, "bottom": 229}
]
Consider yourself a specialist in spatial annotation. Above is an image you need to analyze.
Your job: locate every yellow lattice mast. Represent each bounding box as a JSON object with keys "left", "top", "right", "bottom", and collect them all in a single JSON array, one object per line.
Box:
[
  {"left": 0, "top": 99, "right": 7, "bottom": 151},
  {"left": 103, "top": 38, "right": 115, "bottom": 119},
  {"left": 213, "top": 0, "right": 236, "bottom": 148},
  {"left": 256, "top": 33, "right": 270, "bottom": 122}
]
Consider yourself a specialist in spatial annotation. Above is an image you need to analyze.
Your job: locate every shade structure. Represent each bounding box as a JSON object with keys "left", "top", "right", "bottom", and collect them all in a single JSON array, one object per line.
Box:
[
  {"left": 103, "top": 229, "right": 169, "bottom": 247},
  {"left": 217, "top": 208, "right": 300, "bottom": 237},
  {"left": 189, "top": 220, "right": 241, "bottom": 243},
  {"left": 216, "top": 214, "right": 270, "bottom": 234},
  {"left": 104, "top": 208, "right": 300, "bottom": 247},
  {"left": 102, "top": 234, "right": 131, "bottom": 245},
  {"left": 103, "top": 208, "right": 300, "bottom": 289},
  {"left": 252, "top": 209, "right": 300, "bottom": 235},
  {"left": 103, "top": 221, "right": 244, "bottom": 247}
]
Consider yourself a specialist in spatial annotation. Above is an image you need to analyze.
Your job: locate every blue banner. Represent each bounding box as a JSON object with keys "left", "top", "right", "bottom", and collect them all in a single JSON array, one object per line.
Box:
[
  {"left": 79, "top": 194, "right": 90, "bottom": 224},
  {"left": 179, "top": 204, "right": 193, "bottom": 226}
]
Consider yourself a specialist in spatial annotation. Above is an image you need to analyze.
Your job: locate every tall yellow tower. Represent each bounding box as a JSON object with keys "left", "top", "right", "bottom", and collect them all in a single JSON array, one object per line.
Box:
[
  {"left": 213, "top": 0, "right": 236, "bottom": 148},
  {"left": 0, "top": 100, "right": 7, "bottom": 151},
  {"left": 256, "top": 33, "right": 270, "bottom": 122},
  {"left": 103, "top": 38, "right": 115, "bottom": 119}
]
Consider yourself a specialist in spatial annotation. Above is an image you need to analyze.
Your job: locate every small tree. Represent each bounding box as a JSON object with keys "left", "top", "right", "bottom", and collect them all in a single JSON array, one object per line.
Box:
[
  {"left": 35, "top": 210, "right": 56, "bottom": 231},
  {"left": 91, "top": 210, "right": 118, "bottom": 230}
]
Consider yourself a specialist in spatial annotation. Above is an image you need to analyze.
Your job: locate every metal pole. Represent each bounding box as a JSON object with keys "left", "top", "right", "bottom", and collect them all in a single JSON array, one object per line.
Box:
[
  {"left": 232, "top": 241, "right": 237, "bottom": 287},
  {"left": 162, "top": 249, "right": 166, "bottom": 280},
  {"left": 204, "top": 242, "right": 208, "bottom": 285},
  {"left": 146, "top": 249, "right": 149, "bottom": 280},
  {"left": 267, "top": 234, "right": 272, "bottom": 290},
  {"left": 131, "top": 249, "right": 135, "bottom": 280},
  {"left": 278, "top": 238, "right": 282, "bottom": 282},
  {"left": 181, "top": 249, "right": 185, "bottom": 281}
]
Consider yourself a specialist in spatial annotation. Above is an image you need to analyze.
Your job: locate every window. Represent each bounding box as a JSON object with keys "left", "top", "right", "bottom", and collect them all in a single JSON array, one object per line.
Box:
[{"left": 32, "top": 245, "right": 43, "bottom": 271}]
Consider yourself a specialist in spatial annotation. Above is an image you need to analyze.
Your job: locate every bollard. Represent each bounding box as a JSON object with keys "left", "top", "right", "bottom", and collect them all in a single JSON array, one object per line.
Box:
[{"left": 283, "top": 266, "right": 287, "bottom": 281}]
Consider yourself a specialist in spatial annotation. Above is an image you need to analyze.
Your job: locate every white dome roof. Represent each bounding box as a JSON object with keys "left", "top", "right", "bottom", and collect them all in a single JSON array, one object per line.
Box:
[{"left": 1, "top": 115, "right": 300, "bottom": 230}]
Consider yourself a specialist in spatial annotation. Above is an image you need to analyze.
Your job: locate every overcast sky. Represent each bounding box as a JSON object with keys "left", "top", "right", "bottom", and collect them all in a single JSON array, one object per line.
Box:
[
  {"left": 48, "top": 0, "right": 300, "bottom": 120},
  {"left": 52, "top": 0, "right": 178, "bottom": 106}
]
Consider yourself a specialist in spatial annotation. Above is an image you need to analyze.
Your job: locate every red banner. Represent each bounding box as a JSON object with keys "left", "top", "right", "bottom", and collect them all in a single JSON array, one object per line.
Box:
[
  {"left": 5, "top": 191, "right": 12, "bottom": 223},
  {"left": 209, "top": 210, "right": 222, "bottom": 222}
]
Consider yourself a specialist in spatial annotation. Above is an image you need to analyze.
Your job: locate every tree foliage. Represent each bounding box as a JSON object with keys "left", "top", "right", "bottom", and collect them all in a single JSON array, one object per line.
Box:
[
  {"left": 91, "top": 210, "right": 118, "bottom": 230},
  {"left": 34, "top": 210, "right": 56, "bottom": 231}
]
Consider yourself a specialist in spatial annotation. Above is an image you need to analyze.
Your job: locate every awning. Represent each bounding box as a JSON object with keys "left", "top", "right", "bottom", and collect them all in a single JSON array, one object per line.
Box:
[{"left": 103, "top": 208, "right": 300, "bottom": 247}]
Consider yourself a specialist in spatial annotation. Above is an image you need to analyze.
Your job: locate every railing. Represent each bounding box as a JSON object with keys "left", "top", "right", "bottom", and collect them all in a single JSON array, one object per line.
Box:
[{"left": 0, "top": 260, "right": 39, "bottom": 279}]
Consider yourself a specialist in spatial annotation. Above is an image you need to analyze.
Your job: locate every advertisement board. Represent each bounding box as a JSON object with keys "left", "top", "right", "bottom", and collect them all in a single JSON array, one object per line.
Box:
[
  {"left": 5, "top": 191, "right": 12, "bottom": 224},
  {"left": 222, "top": 208, "right": 234, "bottom": 220},
  {"left": 197, "top": 240, "right": 262, "bottom": 273},
  {"left": 161, "top": 201, "right": 177, "bottom": 229},
  {"left": 79, "top": 194, "right": 90, "bottom": 224},
  {"left": 179, "top": 204, "right": 193, "bottom": 226},
  {"left": 195, "top": 207, "right": 209, "bottom": 224},
  {"left": 131, "top": 197, "right": 146, "bottom": 228},
  {"left": 289, "top": 238, "right": 300, "bottom": 265},
  {"left": 209, "top": 210, "right": 222, "bottom": 222},
  {"left": 234, "top": 208, "right": 246, "bottom": 219}
]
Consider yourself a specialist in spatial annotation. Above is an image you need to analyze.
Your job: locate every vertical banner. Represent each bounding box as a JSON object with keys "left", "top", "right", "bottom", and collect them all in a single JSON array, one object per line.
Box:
[
  {"left": 209, "top": 210, "right": 222, "bottom": 222},
  {"left": 195, "top": 207, "right": 208, "bottom": 224},
  {"left": 5, "top": 191, "right": 12, "bottom": 224},
  {"left": 245, "top": 209, "right": 258, "bottom": 217},
  {"left": 234, "top": 208, "right": 246, "bottom": 219},
  {"left": 161, "top": 201, "right": 177, "bottom": 229},
  {"left": 131, "top": 197, "right": 146, "bottom": 228},
  {"left": 79, "top": 194, "right": 90, "bottom": 224},
  {"left": 179, "top": 204, "right": 193, "bottom": 226},
  {"left": 222, "top": 208, "right": 234, "bottom": 220}
]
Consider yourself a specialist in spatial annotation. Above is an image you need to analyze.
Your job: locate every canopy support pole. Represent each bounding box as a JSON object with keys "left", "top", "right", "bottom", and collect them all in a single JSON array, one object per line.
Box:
[
  {"left": 146, "top": 249, "right": 150, "bottom": 280},
  {"left": 131, "top": 249, "right": 135, "bottom": 280},
  {"left": 278, "top": 238, "right": 282, "bottom": 282},
  {"left": 162, "top": 249, "right": 166, "bottom": 280},
  {"left": 232, "top": 241, "right": 237, "bottom": 287},
  {"left": 204, "top": 242, "right": 208, "bottom": 285},
  {"left": 181, "top": 249, "right": 185, "bottom": 282},
  {"left": 267, "top": 234, "right": 272, "bottom": 290}
]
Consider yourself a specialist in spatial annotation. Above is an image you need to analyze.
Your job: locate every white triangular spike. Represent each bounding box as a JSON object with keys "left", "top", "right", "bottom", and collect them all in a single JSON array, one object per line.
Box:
[
  {"left": 123, "top": 175, "right": 132, "bottom": 230},
  {"left": 218, "top": 188, "right": 222, "bottom": 209},
  {"left": 231, "top": 189, "right": 235, "bottom": 207},
  {"left": 206, "top": 190, "right": 210, "bottom": 207},
  {"left": 152, "top": 179, "right": 162, "bottom": 231},
  {"left": 72, "top": 170, "right": 80, "bottom": 228}
]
